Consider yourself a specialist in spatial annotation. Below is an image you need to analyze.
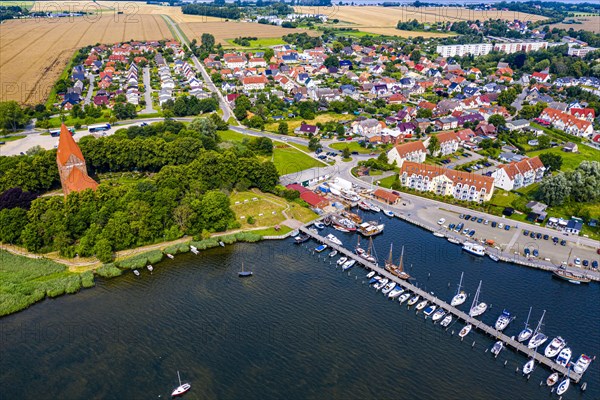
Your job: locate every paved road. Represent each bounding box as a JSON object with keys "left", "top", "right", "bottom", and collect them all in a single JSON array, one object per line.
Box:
[
  {"left": 512, "top": 87, "right": 528, "bottom": 112},
  {"left": 162, "top": 14, "right": 234, "bottom": 122},
  {"left": 83, "top": 74, "right": 94, "bottom": 106},
  {"left": 140, "top": 67, "right": 155, "bottom": 114}
]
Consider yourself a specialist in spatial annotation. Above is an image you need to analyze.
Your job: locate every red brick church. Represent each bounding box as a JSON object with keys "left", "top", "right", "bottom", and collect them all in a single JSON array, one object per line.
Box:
[{"left": 56, "top": 123, "right": 98, "bottom": 196}]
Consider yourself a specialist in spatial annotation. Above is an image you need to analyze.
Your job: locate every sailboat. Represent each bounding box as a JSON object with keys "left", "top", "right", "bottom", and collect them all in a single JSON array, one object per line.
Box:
[
  {"left": 450, "top": 272, "right": 467, "bottom": 306},
  {"left": 385, "top": 244, "right": 411, "bottom": 280},
  {"left": 354, "top": 237, "right": 365, "bottom": 256},
  {"left": 469, "top": 280, "right": 487, "bottom": 317},
  {"left": 522, "top": 358, "right": 535, "bottom": 375},
  {"left": 517, "top": 306, "right": 533, "bottom": 342},
  {"left": 556, "top": 370, "right": 571, "bottom": 396},
  {"left": 238, "top": 262, "right": 253, "bottom": 277},
  {"left": 360, "top": 237, "right": 377, "bottom": 263},
  {"left": 171, "top": 371, "right": 191, "bottom": 397},
  {"left": 527, "top": 310, "right": 548, "bottom": 349}
]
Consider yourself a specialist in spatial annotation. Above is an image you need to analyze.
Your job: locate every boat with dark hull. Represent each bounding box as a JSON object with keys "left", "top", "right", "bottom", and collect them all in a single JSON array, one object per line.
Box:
[{"left": 552, "top": 266, "right": 591, "bottom": 284}]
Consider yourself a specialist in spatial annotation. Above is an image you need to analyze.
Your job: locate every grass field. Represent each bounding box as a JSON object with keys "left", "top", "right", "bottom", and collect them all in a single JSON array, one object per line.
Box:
[
  {"left": 264, "top": 113, "right": 349, "bottom": 133},
  {"left": 528, "top": 146, "right": 600, "bottom": 171},
  {"left": 1, "top": 0, "right": 34, "bottom": 8},
  {"left": 226, "top": 37, "right": 286, "bottom": 48},
  {"left": 272, "top": 145, "right": 325, "bottom": 175},
  {"left": 330, "top": 141, "right": 372, "bottom": 154},
  {"left": 0, "top": 135, "right": 26, "bottom": 143},
  {"left": 296, "top": 6, "right": 545, "bottom": 36},
  {"left": 549, "top": 16, "right": 600, "bottom": 33},
  {"left": 218, "top": 129, "right": 247, "bottom": 142},
  {"left": 0, "top": 250, "right": 94, "bottom": 316},
  {"left": 0, "top": 14, "right": 172, "bottom": 104}
]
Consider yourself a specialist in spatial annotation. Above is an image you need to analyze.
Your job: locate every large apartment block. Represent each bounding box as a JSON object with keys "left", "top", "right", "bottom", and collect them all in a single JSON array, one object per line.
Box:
[{"left": 437, "top": 41, "right": 548, "bottom": 57}]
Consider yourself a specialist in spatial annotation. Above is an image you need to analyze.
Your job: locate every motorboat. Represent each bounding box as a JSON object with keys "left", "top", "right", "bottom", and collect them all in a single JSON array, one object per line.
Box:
[
  {"left": 315, "top": 244, "right": 328, "bottom": 253},
  {"left": 328, "top": 250, "right": 338, "bottom": 258},
  {"left": 433, "top": 231, "right": 445, "bottom": 238},
  {"left": 190, "top": 246, "right": 199, "bottom": 255},
  {"left": 341, "top": 210, "right": 362, "bottom": 224},
  {"left": 556, "top": 377, "right": 570, "bottom": 396},
  {"left": 385, "top": 244, "right": 411, "bottom": 280},
  {"left": 337, "top": 256, "right": 348, "bottom": 265},
  {"left": 314, "top": 221, "right": 325, "bottom": 229},
  {"left": 522, "top": 358, "right": 535, "bottom": 375},
  {"left": 556, "top": 347, "right": 572, "bottom": 367},
  {"left": 398, "top": 293, "right": 411, "bottom": 304},
  {"left": 494, "top": 309, "right": 512, "bottom": 331},
  {"left": 133, "top": 269, "right": 140, "bottom": 276},
  {"left": 432, "top": 309, "right": 446, "bottom": 322},
  {"left": 384, "top": 210, "right": 395, "bottom": 217},
  {"left": 358, "top": 201, "right": 371, "bottom": 211},
  {"left": 333, "top": 225, "right": 350, "bottom": 233},
  {"left": 166, "top": 253, "right": 175, "bottom": 259},
  {"left": 294, "top": 233, "right": 310, "bottom": 244},
  {"left": 469, "top": 281, "right": 487, "bottom": 317},
  {"left": 331, "top": 215, "right": 356, "bottom": 231},
  {"left": 407, "top": 295, "right": 420, "bottom": 306},
  {"left": 440, "top": 315, "right": 452, "bottom": 327},
  {"left": 491, "top": 341, "right": 504, "bottom": 356},
  {"left": 527, "top": 310, "right": 547, "bottom": 349},
  {"left": 381, "top": 282, "right": 396, "bottom": 295},
  {"left": 147, "top": 265, "right": 154, "bottom": 272},
  {"left": 544, "top": 336, "right": 566, "bottom": 358},
  {"left": 415, "top": 300, "right": 429, "bottom": 311},
  {"left": 373, "top": 278, "right": 389, "bottom": 290},
  {"left": 366, "top": 271, "right": 376, "bottom": 279},
  {"left": 458, "top": 324, "right": 472, "bottom": 338},
  {"left": 447, "top": 237, "right": 461, "bottom": 245},
  {"left": 325, "top": 234, "right": 343, "bottom": 246},
  {"left": 342, "top": 259, "right": 356, "bottom": 271},
  {"left": 462, "top": 242, "right": 485, "bottom": 256},
  {"left": 218, "top": 241, "right": 225, "bottom": 247},
  {"left": 369, "top": 276, "right": 382, "bottom": 285},
  {"left": 487, "top": 253, "right": 500, "bottom": 262},
  {"left": 171, "top": 371, "right": 191, "bottom": 397},
  {"left": 388, "top": 286, "right": 404, "bottom": 299},
  {"left": 546, "top": 372, "right": 559, "bottom": 387},
  {"left": 368, "top": 203, "right": 381, "bottom": 213},
  {"left": 451, "top": 272, "right": 467, "bottom": 306},
  {"left": 357, "top": 221, "right": 385, "bottom": 237},
  {"left": 573, "top": 354, "right": 592, "bottom": 374},
  {"left": 517, "top": 307, "right": 533, "bottom": 342},
  {"left": 423, "top": 305, "right": 437, "bottom": 316}
]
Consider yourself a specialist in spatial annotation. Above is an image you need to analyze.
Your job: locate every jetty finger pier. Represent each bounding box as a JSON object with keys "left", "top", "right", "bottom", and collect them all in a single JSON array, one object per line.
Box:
[{"left": 298, "top": 226, "right": 589, "bottom": 387}]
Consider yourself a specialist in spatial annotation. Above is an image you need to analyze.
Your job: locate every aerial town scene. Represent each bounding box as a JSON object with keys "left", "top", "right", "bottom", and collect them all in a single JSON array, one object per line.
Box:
[{"left": 0, "top": 0, "right": 599, "bottom": 398}]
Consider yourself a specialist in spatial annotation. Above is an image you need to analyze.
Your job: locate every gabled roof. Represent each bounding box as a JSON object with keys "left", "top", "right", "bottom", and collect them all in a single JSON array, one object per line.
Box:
[{"left": 392, "top": 141, "right": 426, "bottom": 157}]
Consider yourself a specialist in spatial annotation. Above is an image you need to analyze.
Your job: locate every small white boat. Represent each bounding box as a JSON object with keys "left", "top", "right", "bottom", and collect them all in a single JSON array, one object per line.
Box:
[
  {"left": 366, "top": 271, "right": 376, "bottom": 279},
  {"left": 369, "top": 276, "right": 382, "bottom": 285},
  {"left": 432, "top": 309, "right": 446, "bottom": 322},
  {"left": 373, "top": 278, "right": 389, "bottom": 290},
  {"left": 328, "top": 250, "right": 338, "bottom": 258},
  {"left": 451, "top": 272, "right": 467, "bottom": 306},
  {"left": 462, "top": 242, "right": 485, "bottom": 256},
  {"left": 423, "top": 305, "right": 437, "bottom": 316},
  {"left": 556, "top": 377, "right": 570, "bottom": 396},
  {"left": 522, "top": 358, "right": 535, "bottom": 375},
  {"left": 528, "top": 332, "right": 547, "bottom": 349},
  {"left": 544, "top": 336, "right": 566, "bottom": 358},
  {"left": 171, "top": 371, "right": 191, "bottom": 397},
  {"left": 469, "top": 281, "right": 487, "bottom": 317},
  {"left": 458, "top": 324, "right": 472, "bottom": 338},
  {"left": 166, "top": 253, "right": 175, "bottom": 259},
  {"left": 133, "top": 269, "right": 140, "bottom": 276},
  {"left": 546, "top": 372, "right": 559, "bottom": 387},
  {"left": 518, "top": 306, "right": 533, "bottom": 342},
  {"left": 314, "top": 222, "right": 325, "bottom": 229},
  {"left": 337, "top": 256, "right": 348, "bottom": 265},
  {"left": 333, "top": 225, "right": 350, "bottom": 233},
  {"left": 487, "top": 253, "right": 500, "bottom": 262},
  {"left": 433, "top": 231, "right": 445, "bottom": 238},
  {"left": 556, "top": 347, "right": 572, "bottom": 367},
  {"left": 388, "top": 286, "right": 404, "bottom": 299},
  {"left": 415, "top": 300, "right": 429, "bottom": 311},
  {"left": 407, "top": 295, "right": 420, "bottom": 306},
  {"left": 384, "top": 210, "right": 394, "bottom": 217},
  {"left": 573, "top": 354, "right": 592, "bottom": 374},
  {"left": 398, "top": 293, "right": 411, "bottom": 304},
  {"left": 368, "top": 203, "right": 381, "bottom": 213},
  {"left": 218, "top": 241, "right": 225, "bottom": 247},
  {"left": 325, "top": 234, "right": 343, "bottom": 246},
  {"left": 494, "top": 309, "right": 511, "bottom": 331},
  {"left": 342, "top": 259, "right": 356, "bottom": 271},
  {"left": 440, "top": 315, "right": 452, "bottom": 327},
  {"left": 190, "top": 246, "right": 199, "bottom": 255},
  {"left": 491, "top": 341, "right": 504, "bottom": 356},
  {"left": 147, "top": 265, "right": 154, "bottom": 272},
  {"left": 381, "top": 282, "right": 396, "bottom": 295},
  {"left": 447, "top": 237, "right": 461, "bottom": 244}
]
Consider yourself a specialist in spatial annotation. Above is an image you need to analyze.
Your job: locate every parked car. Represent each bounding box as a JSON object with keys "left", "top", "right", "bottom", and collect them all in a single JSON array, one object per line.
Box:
[
  {"left": 484, "top": 220, "right": 489, "bottom": 225},
  {"left": 351, "top": 151, "right": 359, "bottom": 155},
  {"left": 491, "top": 221, "right": 497, "bottom": 228},
  {"left": 523, "top": 230, "right": 530, "bottom": 236},
  {"left": 536, "top": 233, "right": 542, "bottom": 239},
  {"left": 583, "top": 260, "right": 589, "bottom": 267},
  {"left": 530, "top": 232, "right": 536, "bottom": 238},
  {"left": 470, "top": 216, "right": 477, "bottom": 221},
  {"left": 592, "top": 260, "right": 598, "bottom": 269},
  {"left": 543, "top": 234, "right": 549, "bottom": 240},
  {"left": 574, "top": 257, "right": 581, "bottom": 265},
  {"left": 504, "top": 225, "right": 511, "bottom": 231},
  {"left": 468, "top": 230, "right": 476, "bottom": 237},
  {"left": 477, "top": 218, "right": 483, "bottom": 223},
  {"left": 560, "top": 240, "right": 567, "bottom": 246}
]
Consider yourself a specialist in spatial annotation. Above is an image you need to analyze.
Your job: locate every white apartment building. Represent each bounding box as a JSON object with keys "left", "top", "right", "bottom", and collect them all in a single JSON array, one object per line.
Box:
[
  {"left": 436, "top": 43, "right": 493, "bottom": 57},
  {"left": 493, "top": 41, "right": 548, "bottom": 54}
]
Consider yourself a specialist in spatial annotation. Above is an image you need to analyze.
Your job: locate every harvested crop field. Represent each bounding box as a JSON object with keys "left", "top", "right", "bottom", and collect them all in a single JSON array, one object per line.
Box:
[
  {"left": 0, "top": 14, "right": 172, "bottom": 104},
  {"left": 294, "top": 5, "right": 546, "bottom": 36},
  {"left": 549, "top": 17, "right": 600, "bottom": 33},
  {"left": 180, "top": 21, "right": 320, "bottom": 45}
]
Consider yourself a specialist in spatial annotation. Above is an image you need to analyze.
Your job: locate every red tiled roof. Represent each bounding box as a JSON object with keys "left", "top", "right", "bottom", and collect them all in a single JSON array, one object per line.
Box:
[
  {"left": 57, "top": 123, "right": 84, "bottom": 165},
  {"left": 392, "top": 141, "right": 426, "bottom": 157},
  {"left": 373, "top": 188, "right": 399, "bottom": 203},
  {"left": 436, "top": 131, "right": 459, "bottom": 143},
  {"left": 498, "top": 156, "right": 545, "bottom": 179},
  {"left": 300, "top": 191, "right": 328, "bottom": 207},
  {"left": 63, "top": 166, "right": 99, "bottom": 194},
  {"left": 400, "top": 162, "right": 494, "bottom": 193}
]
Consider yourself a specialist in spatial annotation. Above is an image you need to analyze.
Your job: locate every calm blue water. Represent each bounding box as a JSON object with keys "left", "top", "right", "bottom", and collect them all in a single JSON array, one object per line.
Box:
[{"left": 0, "top": 212, "right": 598, "bottom": 399}]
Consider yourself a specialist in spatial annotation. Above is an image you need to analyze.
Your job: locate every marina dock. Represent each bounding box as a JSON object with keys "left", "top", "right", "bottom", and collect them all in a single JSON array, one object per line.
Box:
[{"left": 298, "top": 226, "right": 585, "bottom": 383}]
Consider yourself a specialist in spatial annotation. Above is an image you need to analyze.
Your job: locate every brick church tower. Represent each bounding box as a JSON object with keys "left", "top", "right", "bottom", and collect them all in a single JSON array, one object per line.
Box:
[{"left": 56, "top": 123, "right": 98, "bottom": 196}]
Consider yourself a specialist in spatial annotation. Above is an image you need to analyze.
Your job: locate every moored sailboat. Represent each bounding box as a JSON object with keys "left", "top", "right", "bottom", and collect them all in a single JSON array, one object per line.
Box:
[
  {"left": 527, "top": 310, "right": 548, "bottom": 349},
  {"left": 385, "top": 244, "right": 411, "bottom": 280},
  {"left": 522, "top": 358, "right": 535, "bottom": 375},
  {"left": 469, "top": 280, "right": 487, "bottom": 317},
  {"left": 517, "top": 306, "right": 533, "bottom": 342},
  {"left": 171, "top": 371, "right": 191, "bottom": 397},
  {"left": 450, "top": 272, "right": 467, "bottom": 306}
]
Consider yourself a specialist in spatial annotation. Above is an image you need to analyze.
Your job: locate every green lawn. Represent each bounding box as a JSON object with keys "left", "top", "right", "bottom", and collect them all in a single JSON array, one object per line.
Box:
[
  {"left": 219, "top": 129, "right": 247, "bottom": 142},
  {"left": 330, "top": 141, "right": 373, "bottom": 154},
  {"left": 528, "top": 146, "right": 600, "bottom": 171},
  {"left": 272, "top": 145, "right": 325, "bottom": 175},
  {"left": 0, "top": 250, "right": 94, "bottom": 317},
  {"left": 377, "top": 174, "right": 398, "bottom": 189},
  {"left": 2, "top": 1, "right": 34, "bottom": 8},
  {"left": 264, "top": 113, "right": 349, "bottom": 133},
  {"left": 288, "top": 142, "right": 311, "bottom": 152},
  {"left": 251, "top": 226, "right": 293, "bottom": 237},
  {"left": 0, "top": 135, "right": 25, "bottom": 143},
  {"left": 226, "top": 37, "right": 286, "bottom": 48}
]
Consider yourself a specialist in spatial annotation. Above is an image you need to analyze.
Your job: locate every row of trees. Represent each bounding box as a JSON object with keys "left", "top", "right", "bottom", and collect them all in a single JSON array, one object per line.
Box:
[
  {"left": 162, "top": 96, "right": 219, "bottom": 117},
  {"left": 537, "top": 161, "right": 600, "bottom": 206}
]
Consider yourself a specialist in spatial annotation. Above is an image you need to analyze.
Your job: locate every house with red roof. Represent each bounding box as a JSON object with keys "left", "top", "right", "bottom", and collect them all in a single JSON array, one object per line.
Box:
[
  {"left": 539, "top": 108, "right": 594, "bottom": 138},
  {"left": 569, "top": 108, "right": 595, "bottom": 123},
  {"left": 491, "top": 156, "right": 546, "bottom": 191},
  {"left": 386, "top": 141, "right": 427, "bottom": 167},
  {"left": 532, "top": 71, "right": 550, "bottom": 83},
  {"left": 242, "top": 75, "right": 268, "bottom": 90}
]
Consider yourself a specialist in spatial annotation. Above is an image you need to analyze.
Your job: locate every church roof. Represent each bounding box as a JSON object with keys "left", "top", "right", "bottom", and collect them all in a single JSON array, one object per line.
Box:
[
  {"left": 56, "top": 123, "right": 84, "bottom": 165},
  {"left": 63, "top": 166, "right": 99, "bottom": 194}
]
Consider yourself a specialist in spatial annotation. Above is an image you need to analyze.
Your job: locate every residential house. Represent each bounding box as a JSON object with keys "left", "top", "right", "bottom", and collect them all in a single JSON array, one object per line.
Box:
[
  {"left": 434, "top": 131, "right": 460, "bottom": 156},
  {"left": 352, "top": 119, "right": 383, "bottom": 137},
  {"left": 491, "top": 156, "right": 546, "bottom": 191},
  {"left": 242, "top": 75, "right": 268, "bottom": 91},
  {"left": 386, "top": 141, "right": 427, "bottom": 167},
  {"left": 295, "top": 124, "right": 319, "bottom": 135},
  {"left": 539, "top": 108, "right": 594, "bottom": 138}
]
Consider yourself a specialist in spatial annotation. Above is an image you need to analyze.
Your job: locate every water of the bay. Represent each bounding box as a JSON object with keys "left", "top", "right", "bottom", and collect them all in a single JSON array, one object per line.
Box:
[{"left": 1, "top": 212, "right": 598, "bottom": 399}]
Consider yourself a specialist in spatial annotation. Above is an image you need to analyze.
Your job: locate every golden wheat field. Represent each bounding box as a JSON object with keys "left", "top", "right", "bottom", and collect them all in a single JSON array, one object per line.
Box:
[
  {"left": 549, "top": 17, "right": 600, "bottom": 33},
  {"left": 180, "top": 21, "right": 319, "bottom": 45},
  {"left": 294, "top": 5, "right": 546, "bottom": 36},
  {"left": 0, "top": 14, "right": 172, "bottom": 104}
]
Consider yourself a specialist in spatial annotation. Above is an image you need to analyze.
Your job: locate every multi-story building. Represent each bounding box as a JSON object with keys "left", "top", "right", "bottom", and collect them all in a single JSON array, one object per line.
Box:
[
  {"left": 539, "top": 108, "right": 594, "bottom": 138},
  {"left": 399, "top": 162, "right": 495, "bottom": 202},
  {"left": 491, "top": 156, "right": 546, "bottom": 191},
  {"left": 493, "top": 41, "right": 548, "bottom": 54},
  {"left": 386, "top": 141, "right": 427, "bottom": 167},
  {"left": 436, "top": 43, "right": 493, "bottom": 57},
  {"left": 432, "top": 131, "right": 460, "bottom": 157}
]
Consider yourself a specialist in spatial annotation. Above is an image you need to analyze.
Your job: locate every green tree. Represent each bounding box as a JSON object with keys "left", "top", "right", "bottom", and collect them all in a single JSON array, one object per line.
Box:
[
  {"left": 427, "top": 135, "right": 440, "bottom": 155},
  {"left": 278, "top": 121, "right": 288, "bottom": 135},
  {"left": 488, "top": 114, "right": 507, "bottom": 130},
  {"left": 416, "top": 108, "right": 432, "bottom": 119},
  {"left": 323, "top": 55, "right": 339, "bottom": 69},
  {"left": 537, "top": 135, "right": 551, "bottom": 150},
  {"left": 539, "top": 152, "right": 563, "bottom": 172},
  {"left": 497, "top": 88, "right": 517, "bottom": 108},
  {"left": 308, "top": 136, "right": 322, "bottom": 151},
  {"left": 537, "top": 173, "right": 571, "bottom": 206},
  {"left": 201, "top": 33, "right": 215, "bottom": 51},
  {"left": 0, "top": 101, "right": 30, "bottom": 132},
  {"left": 195, "top": 190, "right": 234, "bottom": 232},
  {"left": 94, "top": 238, "right": 113, "bottom": 263},
  {"left": 342, "top": 146, "right": 351, "bottom": 159}
]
